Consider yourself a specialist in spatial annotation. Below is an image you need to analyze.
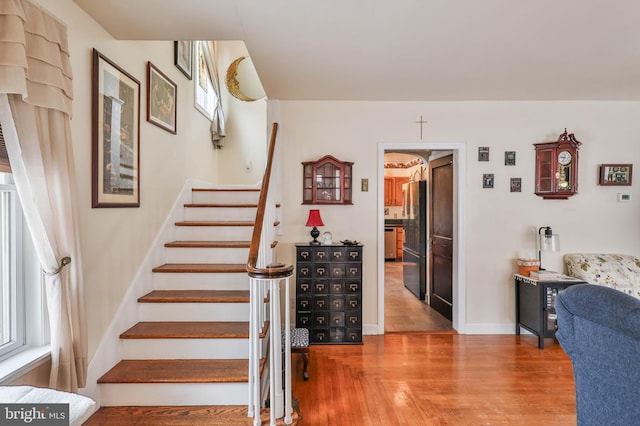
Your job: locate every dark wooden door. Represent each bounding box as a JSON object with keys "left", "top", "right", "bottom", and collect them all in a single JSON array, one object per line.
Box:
[{"left": 429, "top": 155, "right": 453, "bottom": 321}]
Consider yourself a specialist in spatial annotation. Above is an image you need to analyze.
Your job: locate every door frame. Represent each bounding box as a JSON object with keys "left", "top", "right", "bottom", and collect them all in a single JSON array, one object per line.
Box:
[{"left": 377, "top": 142, "right": 467, "bottom": 334}]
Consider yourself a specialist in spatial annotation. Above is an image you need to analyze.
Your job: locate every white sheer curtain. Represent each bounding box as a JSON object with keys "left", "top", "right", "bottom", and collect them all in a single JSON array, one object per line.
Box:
[
  {"left": 210, "top": 41, "right": 226, "bottom": 148},
  {"left": 0, "top": 0, "right": 87, "bottom": 391}
]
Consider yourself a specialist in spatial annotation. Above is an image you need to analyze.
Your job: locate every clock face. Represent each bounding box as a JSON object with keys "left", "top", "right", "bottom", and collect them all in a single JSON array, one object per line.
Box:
[{"left": 558, "top": 150, "right": 572, "bottom": 165}]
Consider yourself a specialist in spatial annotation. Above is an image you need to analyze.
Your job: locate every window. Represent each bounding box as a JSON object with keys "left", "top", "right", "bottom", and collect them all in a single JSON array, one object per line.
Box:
[
  {"left": 0, "top": 171, "right": 47, "bottom": 368},
  {"left": 0, "top": 172, "right": 25, "bottom": 358}
]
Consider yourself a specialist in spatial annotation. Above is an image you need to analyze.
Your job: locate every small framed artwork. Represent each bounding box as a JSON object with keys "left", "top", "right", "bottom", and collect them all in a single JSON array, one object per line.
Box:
[
  {"left": 510, "top": 177, "right": 522, "bottom": 192},
  {"left": 174, "top": 40, "right": 193, "bottom": 79},
  {"left": 599, "top": 164, "right": 633, "bottom": 186},
  {"left": 194, "top": 40, "right": 216, "bottom": 121},
  {"left": 504, "top": 151, "right": 516, "bottom": 166},
  {"left": 483, "top": 173, "right": 494, "bottom": 188},
  {"left": 478, "top": 147, "right": 490, "bottom": 162},
  {"left": 92, "top": 49, "right": 140, "bottom": 208},
  {"left": 147, "top": 62, "right": 177, "bottom": 134}
]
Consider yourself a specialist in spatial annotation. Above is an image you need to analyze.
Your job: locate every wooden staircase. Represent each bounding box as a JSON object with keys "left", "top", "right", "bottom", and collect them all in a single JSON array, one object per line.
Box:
[{"left": 97, "top": 188, "right": 263, "bottom": 407}]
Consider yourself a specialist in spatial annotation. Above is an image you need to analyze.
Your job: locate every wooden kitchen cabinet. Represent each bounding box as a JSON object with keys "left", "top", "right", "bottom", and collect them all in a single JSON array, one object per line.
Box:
[
  {"left": 384, "top": 177, "right": 409, "bottom": 206},
  {"left": 396, "top": 227, "right": 404, "bottom": 259}
]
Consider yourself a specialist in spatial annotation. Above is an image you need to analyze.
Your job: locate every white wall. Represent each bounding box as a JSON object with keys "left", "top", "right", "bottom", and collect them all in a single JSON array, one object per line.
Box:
[
  {"left": 275, "top": 101, "right": 640, "bottom": 332},
  {"left": 216, "top": 41, "right": 268, "bottom": 185},
  {"left": 36, "top": 0, "right": 221, "bottom": 357}
]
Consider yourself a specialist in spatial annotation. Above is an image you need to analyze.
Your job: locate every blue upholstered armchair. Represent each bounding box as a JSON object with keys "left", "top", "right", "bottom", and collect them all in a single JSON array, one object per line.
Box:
[{"left": 556, "top": 284, "right": 640, "bottom": 426}]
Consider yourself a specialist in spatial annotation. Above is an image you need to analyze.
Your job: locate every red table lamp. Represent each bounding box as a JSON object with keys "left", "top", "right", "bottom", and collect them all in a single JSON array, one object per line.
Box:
[{"left": 305, "top": 209, "right": 324, "bottom": 245}]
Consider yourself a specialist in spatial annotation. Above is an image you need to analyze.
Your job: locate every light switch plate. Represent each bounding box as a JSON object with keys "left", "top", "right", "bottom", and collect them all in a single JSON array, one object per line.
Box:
[{"left": 617, "top": 193, "right": 631, "bottom": 202}]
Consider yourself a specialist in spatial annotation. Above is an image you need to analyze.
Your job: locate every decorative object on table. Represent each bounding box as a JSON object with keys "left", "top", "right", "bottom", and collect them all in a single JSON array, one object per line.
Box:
[
  {"left": 537, "top": 226, "right": 559, "bottom": 270},
  {"left": 534, "top": 129, "right": 581, "bottom": 199},
  {"left": 147, "top": 62, "right": 177, "bottom": 134},
  {"left": 529, "top": 269, "right": 562, "bottom": 279},
  {"left": 305, "top": 209, "right": 324, "bottom": 245},
  {"left": 91, "top": 49, "right": 140, "bottom": 208},
  {"left": 194, "top": 40, "right": 216, "bottom": 120},
  {"left": 302, "top": 155, "right": 353, "bottom": 205},
  {"left": 322, "top": 231, "right": 333, "bottom": 245},
  {"left": 599, "top": 164, "right": 632, "bottom": 186},
  {"left": 174, "top": 40, "right": 193, "bottom": 79},
  {"left": 483, "top": 173, "right": 494, "bottom": 188},
  {"left": 478, "top": 146, "right": 490, "bottom": 161},
  {"left": 516, "top": 258, "right": 540, "bottom": 276},
  {"left": 510, "top": 177, "right": 522, "bottom": 192},
  {"left": 504, "top": 151, "right": 516, "bottom": 166}
]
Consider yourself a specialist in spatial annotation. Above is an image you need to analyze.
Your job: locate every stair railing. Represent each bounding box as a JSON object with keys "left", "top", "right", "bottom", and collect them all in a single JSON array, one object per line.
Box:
[{"left": 246, "top": 123, "right": 294, "bottom": 426}]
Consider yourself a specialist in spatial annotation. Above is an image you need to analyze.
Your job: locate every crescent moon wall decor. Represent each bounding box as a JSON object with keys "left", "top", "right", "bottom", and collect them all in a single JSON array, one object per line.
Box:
[{"left": 225, "top": 56, "right": 266, "bottom": 102}]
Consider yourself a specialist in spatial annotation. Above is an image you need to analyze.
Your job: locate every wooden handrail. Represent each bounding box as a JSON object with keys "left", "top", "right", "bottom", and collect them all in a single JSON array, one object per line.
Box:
[{"left": 246, "top": 123, "right": 293, "bottom": 279}]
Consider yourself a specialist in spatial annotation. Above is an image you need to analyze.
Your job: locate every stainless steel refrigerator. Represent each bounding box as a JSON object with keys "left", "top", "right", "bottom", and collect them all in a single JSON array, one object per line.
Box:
[{"left": 402, "top": 180, "right": 429, "bottom": 300}]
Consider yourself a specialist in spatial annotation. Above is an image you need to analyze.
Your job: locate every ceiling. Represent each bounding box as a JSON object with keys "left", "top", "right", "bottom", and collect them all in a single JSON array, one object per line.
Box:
[{"left": 73, "top": 0, "right": 640, "bottom": 101}]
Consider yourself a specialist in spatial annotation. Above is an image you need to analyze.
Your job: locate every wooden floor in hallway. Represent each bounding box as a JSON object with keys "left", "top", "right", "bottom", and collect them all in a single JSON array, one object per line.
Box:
[{"left": 384, "top": 260, "right": 453, "bottom": 332}]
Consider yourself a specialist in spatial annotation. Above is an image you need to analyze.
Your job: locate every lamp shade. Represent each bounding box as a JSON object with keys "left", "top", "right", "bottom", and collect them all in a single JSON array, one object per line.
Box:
[
  {"left": 305, "top": 209, "right": 324, "bottom": 227},
  {"left": 539, "top": 226, "right": 559, "bottom": 252},
  {"left": 537, "top": 226, "right": 559, "bottom": 270}
]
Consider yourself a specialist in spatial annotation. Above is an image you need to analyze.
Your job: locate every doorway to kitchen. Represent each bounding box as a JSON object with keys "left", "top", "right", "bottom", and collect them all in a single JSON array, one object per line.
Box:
[{"left": 377, "top": 143, "right": 467, "bottom": 334}]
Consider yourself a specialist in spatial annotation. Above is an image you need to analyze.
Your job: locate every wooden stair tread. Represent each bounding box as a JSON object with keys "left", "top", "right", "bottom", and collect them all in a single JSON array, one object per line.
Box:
[
  {"left": 138, "top": 290, "right": 250, "bottom": 303},
  {"left": 152, "top": 263, "right": 246, "bottom": 273},
  {"left": 120, "top": 321, "right": 249, "bottom": 339},
  {"left": 184, "top": 203, "right": 258, "bottom": 208},
  {"left": 164, "top": 241, "right": 250, "bottom": 248},
  {"left": 84, "top": 405, "right": 301, "bottom": 425},
  {"left": 175, "top": 221, "right": 254, "bottom": 227},
  {"left": 98, "top": 359, "right": 249, "bottom": 384}
]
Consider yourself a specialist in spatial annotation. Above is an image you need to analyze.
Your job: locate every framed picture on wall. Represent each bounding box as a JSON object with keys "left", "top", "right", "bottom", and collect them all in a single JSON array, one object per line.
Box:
[
  {"left": 194, "top": 40, "right": 216, "bottom": 121},
  {"left": 147, "top": 61, "right": 177, "bottom": 134},
  {"left": 91, "top": 48, "right": 140, "bottom": 208},
  {"left": 174, "top": 40, "right": 193, "bottom": 79},
  {"left": 483, "top": 173, "right": 494, "bottom": 188},
  {"left": 599, "top": 164, "right": 633, "bottom": 186}
]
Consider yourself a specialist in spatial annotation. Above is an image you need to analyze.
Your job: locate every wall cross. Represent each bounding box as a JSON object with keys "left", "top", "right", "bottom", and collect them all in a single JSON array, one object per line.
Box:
[{"left": 416, "top": 115, "right": 427, "bottom": 140}]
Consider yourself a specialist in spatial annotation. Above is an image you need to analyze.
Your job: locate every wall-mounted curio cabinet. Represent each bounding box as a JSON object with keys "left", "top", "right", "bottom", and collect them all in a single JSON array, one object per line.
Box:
[
  {"left": 302, "top": 155, "right": 353, "bottom": 204},
  {"left": 534, "top": 129, "right": 582, "bottom": 200}
]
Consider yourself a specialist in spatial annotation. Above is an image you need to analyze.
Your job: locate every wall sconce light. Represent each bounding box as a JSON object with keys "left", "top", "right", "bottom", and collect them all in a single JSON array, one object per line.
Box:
[
  {"left": 538, "top": 226, "right": 559, "bottom": 270},
  {"left": 305, "top": 209, "right": 324, "bottom": 245}
]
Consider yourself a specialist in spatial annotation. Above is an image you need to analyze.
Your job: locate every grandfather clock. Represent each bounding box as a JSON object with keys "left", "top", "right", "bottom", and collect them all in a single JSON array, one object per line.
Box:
[{"left": 534, "top": 129, "right": 581, "bottom": 199}]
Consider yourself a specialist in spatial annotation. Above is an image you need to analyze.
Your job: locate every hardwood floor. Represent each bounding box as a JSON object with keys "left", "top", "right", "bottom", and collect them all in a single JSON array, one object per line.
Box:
[
  {"left": 86, "top": 261, "right": 577, "bottom": 424},
  {"left": 384, "top": 261, "right": 452, "bottom": 332},
  {"left": 86, "top": 333, "right": 576, "bottom": 425},
  {"left": 294, "top": 333, "right": 576, "bottom": 425}
]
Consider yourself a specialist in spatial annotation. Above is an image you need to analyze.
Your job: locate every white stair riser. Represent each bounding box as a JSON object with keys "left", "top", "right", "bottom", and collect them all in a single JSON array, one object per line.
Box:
[
  {"left": 174, "top": 226, "right": 253, "bottom": 241},
  {"left": 139, "top": 303, "right": 249, "bottom": 321},
  {"left": 100, "top": 383, "right": 248, "bottom": 406},
  {"left": 184, "top": 207, "right": 257, "bottom": 222},
  {"left": 192, "top": 191, "right": 259, "bottom": 205},
  {"left": 153, "top": 272, "right": 249, "bottom": 291},
  {"left": 164, "top": 247, "right": 249, "bottom": 263},
  {"left": 120, "top": 338, "right": 248, "bottom": 359}
]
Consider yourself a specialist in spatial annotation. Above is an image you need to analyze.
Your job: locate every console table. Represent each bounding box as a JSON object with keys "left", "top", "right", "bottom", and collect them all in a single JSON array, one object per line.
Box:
[
  {"left": 295, "top": 243, "right": 363, "bottom": 344},
  {"left": 514, "top": 274, "right": 586, "bottom": 349}
]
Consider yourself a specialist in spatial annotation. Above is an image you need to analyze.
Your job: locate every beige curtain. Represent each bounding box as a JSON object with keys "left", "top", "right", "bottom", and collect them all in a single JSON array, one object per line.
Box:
[{"left": 0, "top": 0, "right": 87, "bottom": 391}]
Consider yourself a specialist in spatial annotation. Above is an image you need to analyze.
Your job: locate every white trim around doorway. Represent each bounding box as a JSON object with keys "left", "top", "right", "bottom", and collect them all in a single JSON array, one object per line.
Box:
[{"left": 377, "top": 142, "right": 467, "bottom": 334}]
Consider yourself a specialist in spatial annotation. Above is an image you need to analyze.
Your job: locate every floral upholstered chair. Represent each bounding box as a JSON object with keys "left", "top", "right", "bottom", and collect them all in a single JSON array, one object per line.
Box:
[{"left": 564, "top": 253, "right": 640, "bottom": 299}]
